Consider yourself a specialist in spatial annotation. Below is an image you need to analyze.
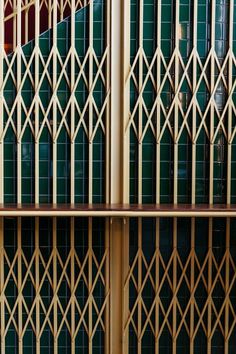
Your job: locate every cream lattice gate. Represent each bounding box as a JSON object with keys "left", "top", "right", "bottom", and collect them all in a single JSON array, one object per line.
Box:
[
  {"left": 0, "top": 217, "right": 110, "bottom": 353},
  {"left": 0, "top": 0, "right": 236, "bottom": 353}
]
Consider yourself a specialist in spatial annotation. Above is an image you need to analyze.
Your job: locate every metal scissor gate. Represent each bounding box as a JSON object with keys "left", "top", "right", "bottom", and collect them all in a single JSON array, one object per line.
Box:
[{"left": 0, "top": 1, "right": 236, "bottom": 353}]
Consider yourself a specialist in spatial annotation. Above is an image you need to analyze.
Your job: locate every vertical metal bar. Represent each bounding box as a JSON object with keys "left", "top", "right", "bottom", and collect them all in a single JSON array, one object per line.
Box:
[
  {"left": 224, "top": 218, "right": 230, "bottom": 354},
  {"left": 207, "top": 218, "right": 213, "bottom": 354},
  {"left": 88, "top": 1, "right": 93, "bottom": 203},
  {"left": 122, "top": 218, "right": 129, "bottom": 354},
  {"left": 110, "top": 0, "right": 124, "bottom": 352},
  {"left": 35, "top": 0, "right": 40, "bottom": 204},
  {"left": 174, "top": 0, "right": 179, "bottom": 204},
  {"left": 0, "top": 0, "right": 4, "bottom": 204},
  {"left": 227, "top": 0, "right": 234, "bottom": 204},
  {"left": 88, "top": 217, "right": 93, "bottom": 354},
  {"left": 53, "top": 217, "right": 57, "bottom": 354},
  {"left": 190, "top": 217, "right": 195, "bottom": 354},
  {"left": 13, "top": 0, "right": 17, "bottom": 50},
  {"left": 192, "top": 0, "right": 198, "bottom": 204},
  {"left": 18, "top": 217, "right": 22, "bottom": 354},
  {"left": 70, "top": 0, "right": 75, "bottom": 204},
  {"left": 138, "top": 217, "right": 142, "bottom": 354},
  {"left": 226, "top": 4, "right": 234, "bottom": 349},
  {"left": 156, "top": 0, "right": 161, "bottom": 204},
  {"left": 60, "top": 0, "right": 64, "bottom": 21},
  {"left": 105, "top": 0, "right": 111, "bottom": 203},
  {"left": 104, "top": 218, "right": 110, "bottom": 354},
  {"left": 138, "top": 0, "right": 143, "bottom": 204},
  {"left": 17, "top": 0, "right": 22, "bottom": 204},
  {"left": 110, "top": 217, "right": 124, "bottom": 354},
  {"left": 172, "top": 218, "right": 177, "bottom": 354},
  {"left": 70, "top": 217, "right": 75, "bottom": 354},
  {"left": 122, "top": 0, "right": 130, "bottom": 203},
  {"left": 35, "top": 217, "right": 40, "bottom": 354},
  {"left": 209, "top": 0, "right": 215, "bottom": 204},
  {"left": 48, "top": 0, "right": 52, "bottom": 29},
  {"left": 52, "top": 0, "right": 57, "bottom": 204},
  {"left": 110, "top": 0, "right": 121, "bottom": 204},
  {"left": 25, "top": 0, "right": 29, "bottom": 44},
  {"left": 155, "top": 218, "right": 160, "bottom": 353},
  {"left": 0, "top": 217, "right": 5, "bottom": 354}
]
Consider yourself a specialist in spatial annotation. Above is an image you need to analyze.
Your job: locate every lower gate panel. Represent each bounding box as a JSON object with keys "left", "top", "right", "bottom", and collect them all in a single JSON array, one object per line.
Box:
[
  {"left": 1, "top": 216, "right": 236, "bottom": 353},
  {"left": 124, "top": 217, "right": 236, "bottom": 354},
  {"left": 0, "top": 217, "right": 110, "bottom": 354}
]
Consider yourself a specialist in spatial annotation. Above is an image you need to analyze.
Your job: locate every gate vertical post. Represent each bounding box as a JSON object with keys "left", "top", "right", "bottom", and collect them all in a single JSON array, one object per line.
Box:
[
  {"left": 0, "top": 218, "right": 4, "bottom": 354},
  {"left": 0, "top": 0, "right": 4, "bottom": 203},
  {"left": 110, "top": 0, "right": 127, "bottom": 352}
]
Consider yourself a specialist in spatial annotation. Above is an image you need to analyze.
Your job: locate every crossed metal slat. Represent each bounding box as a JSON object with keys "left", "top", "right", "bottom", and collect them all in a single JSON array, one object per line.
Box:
[{"left": 124, "top": 219, "right": 236, "bottom": 350}]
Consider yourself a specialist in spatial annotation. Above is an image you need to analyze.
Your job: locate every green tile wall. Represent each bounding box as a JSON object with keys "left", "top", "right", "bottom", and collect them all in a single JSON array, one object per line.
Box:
[
  {"left": 22, "top": 127, "right": 35, "bottom": 203},
  {"left": 39, "top": 129, "right": 52, "bottom": 203}
]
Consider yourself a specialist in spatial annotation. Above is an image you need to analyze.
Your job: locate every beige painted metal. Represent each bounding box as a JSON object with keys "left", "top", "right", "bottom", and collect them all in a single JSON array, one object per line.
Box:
[
  {"left": 138, "top": 0, "right": 143, "bottom": 205},
  {"left": 70, "top": 216, "right": 75, "bottom": 354},
  {"left": 0, "top": 216, "right": 110, "bottom": 352},
  {"left": 88, "top": 1, "right": 93, "bottom": 204},
  {"left": 17, "top": 217, "right": 23, "bottom": 354},
  {"left": 35, "top": 0, "right": 40, "bottom": 203},
  {"left": 52, "top": 0, "right": 57, "bottom": 204},
  {"left": 155, "top": 218, "right": 160, "bottom": 353},
  {"left": 123, "top": 216, "right": 236, "bottom": 353},
  {"left": 1, "top": 0, "right": 110, "bottom": 205},
  {"left": 105, "top": 218, "right": 110, "bottom": 354},
  {"left": 52, "top": 217, "right": 57, "bottom": 354},
  {"left": 110, "top": 0, "right": 123, "bottom": 353},
  {"left": 122, "top": 218, "right": 129, "bottom": 354},
  {"left": 191, "top": 0, "right": 198, "bottom": 205},
  {"left": 5, "top": 0, "right": 236, "bottom": 209},
  {"left": 2, "top": 208, "right": 236, "bottom": 217},
  {"left": 172, "top": 218, "right": 177, "bottom": 354},
  {"left": 207, "top": 218, "right": 213, "bottom": 353},
  {"left": 0, "top": 218, "right": 4, "bottom": 354},
  {"left": 227, "top": 0, "right": 234, "bottom": 204},
  {"left": 88, "top": 216, "right": 92, "bottom": 354},
  {"left": 122, "top": 0, "right": 130, "bottom": 204},
  {"left": 110, "top": 0, "right": 121, "bottom": 204},
  {"left": 209, "top": 1, "right": 215, "bottom": 205},
  {"left": 224, "top": 218, "right": 230, "bottom": 354},
  {"left": 190, "top": 217, "right": 195, "bottom": 354},
  {"left": 123, "top": 0, "right": 236, "bottom": 206},
  {"left": 35, "top": 217, "right": 40, "bottom": 354},
  {"left": 110, "top": 218, "right": 123, "bottom": 354},
  {"left": 173, "top": 0, "right": 179, "bottom": 205},
  {"left": 105, "top": 0, "right": 110, "bottom": 204},
  {"left": 0, "top": 1, "right": 236, "bottom": 353},
  {"left": 17, "top": 0, "right": 22, "bottom": 204},
  {"left": 0, "top": 1, "right": 3, "bottom": 204},
  {"left": 70, "top": 0, "right": 75, "bottom": 204},
  {"left": 156, "top": 1, "right": 161, "bottom": 205}
]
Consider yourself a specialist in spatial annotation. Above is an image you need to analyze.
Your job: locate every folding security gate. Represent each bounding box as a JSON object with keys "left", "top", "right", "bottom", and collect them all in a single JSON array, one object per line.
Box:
[
  {"left": 0, "top": 217, "right": 110, "bottom": 353},
  {"left": 0, "top": 0, "right": 236, "bottom": 353},
  {"left": 1, "top": 215, "right": 236, "bottom": 353}
]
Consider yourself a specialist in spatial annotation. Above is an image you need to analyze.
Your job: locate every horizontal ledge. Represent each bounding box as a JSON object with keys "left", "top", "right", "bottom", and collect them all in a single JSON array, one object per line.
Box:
[{"left": 0, "top": 204, "right": 236, "bottom": 217}]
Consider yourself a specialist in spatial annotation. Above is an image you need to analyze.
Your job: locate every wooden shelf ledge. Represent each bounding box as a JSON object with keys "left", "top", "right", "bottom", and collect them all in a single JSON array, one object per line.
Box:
[{"left": 0, "top": 204, "right": 236, "bottom": 217}]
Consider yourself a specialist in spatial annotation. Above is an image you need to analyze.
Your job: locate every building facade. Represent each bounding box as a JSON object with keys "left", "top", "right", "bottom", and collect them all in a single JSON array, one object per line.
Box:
[{"left": 0, "top": 0, "right": 236, "bottom": 353}]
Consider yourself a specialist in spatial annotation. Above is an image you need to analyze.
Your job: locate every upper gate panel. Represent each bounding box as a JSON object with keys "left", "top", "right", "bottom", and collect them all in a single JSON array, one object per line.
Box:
[
  {"left": 124, "top": 0, "right": 236, "bottom": 205},
  {"left": 0, "top": 0, "right": 110, "bottom": 205}
]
